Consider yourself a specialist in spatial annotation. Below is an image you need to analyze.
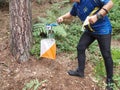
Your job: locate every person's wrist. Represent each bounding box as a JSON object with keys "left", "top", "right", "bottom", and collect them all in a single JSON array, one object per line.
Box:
[{"left": 96, "top": 13, "right": 103, "bottom": 20}]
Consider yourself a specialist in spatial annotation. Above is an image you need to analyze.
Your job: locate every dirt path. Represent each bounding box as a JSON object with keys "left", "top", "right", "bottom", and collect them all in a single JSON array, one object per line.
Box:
[{"left": 0, "top": 52, "right": 100, "bottom": 90}]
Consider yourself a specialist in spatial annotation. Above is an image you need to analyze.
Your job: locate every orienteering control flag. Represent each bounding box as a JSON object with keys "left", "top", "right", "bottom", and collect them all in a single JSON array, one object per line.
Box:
[{"left": 40, "top": 39, "right": 56, "bottom": 60}]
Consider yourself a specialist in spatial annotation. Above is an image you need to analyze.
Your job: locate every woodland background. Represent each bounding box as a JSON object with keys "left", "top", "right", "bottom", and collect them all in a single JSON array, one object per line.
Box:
[{"left": 0, "top": 0, "right": 120, "bottom": 90}]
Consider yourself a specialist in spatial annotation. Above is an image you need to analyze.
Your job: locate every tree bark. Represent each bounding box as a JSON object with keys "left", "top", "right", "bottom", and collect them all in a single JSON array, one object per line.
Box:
[{"left": 9, "top": 0, "right": 32, "bottom": 62}]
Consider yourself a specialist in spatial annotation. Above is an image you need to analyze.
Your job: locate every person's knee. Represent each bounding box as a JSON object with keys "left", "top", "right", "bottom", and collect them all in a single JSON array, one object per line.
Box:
[
  {"left": 77, "top": 45, "right": 86, "bottom": 53},
  {"left": 102, "top": 50, "right": 112, "bottom": 60}
]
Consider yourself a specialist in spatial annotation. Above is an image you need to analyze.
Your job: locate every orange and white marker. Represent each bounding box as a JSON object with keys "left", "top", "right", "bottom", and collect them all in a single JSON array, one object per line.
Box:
[{"left": 40, "top": 39, "right": 56, "bottom": 60}]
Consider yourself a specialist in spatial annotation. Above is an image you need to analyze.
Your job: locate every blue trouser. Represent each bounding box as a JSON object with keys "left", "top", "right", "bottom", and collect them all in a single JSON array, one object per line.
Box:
[{"left": 77, "top": 31, "right": 113, "bottom": 79}]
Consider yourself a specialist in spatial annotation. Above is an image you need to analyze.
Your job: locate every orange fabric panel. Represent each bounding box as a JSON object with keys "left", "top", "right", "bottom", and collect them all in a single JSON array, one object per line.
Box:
[{"left": 40, "top": 43, "right": 56, "bottom": 60}]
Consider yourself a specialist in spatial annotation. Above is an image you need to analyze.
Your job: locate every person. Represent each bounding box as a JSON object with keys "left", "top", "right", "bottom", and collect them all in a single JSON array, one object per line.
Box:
[{"left": 57, "top": 0, "right": 114, "bottom": 89}]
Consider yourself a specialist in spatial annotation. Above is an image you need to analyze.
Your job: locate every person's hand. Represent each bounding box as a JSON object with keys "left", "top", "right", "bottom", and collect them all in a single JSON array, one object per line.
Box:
[
  {"left": 57, "top": 16, "right": 63, "bottom": 23},
  {"left": 89, "top": 15, "right": 98, "bottom": 24}
]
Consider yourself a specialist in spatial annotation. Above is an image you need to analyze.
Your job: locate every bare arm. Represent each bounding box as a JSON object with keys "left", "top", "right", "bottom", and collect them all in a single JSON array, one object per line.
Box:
[
  {"left": 89, "top": 0, "right": 114, "bottom": 24},
  {"left": 57, "top": 12, "right": 73, "bottom": 23},
  {"left": 98, "top": 0, "right": 114, "bottom": 16}
]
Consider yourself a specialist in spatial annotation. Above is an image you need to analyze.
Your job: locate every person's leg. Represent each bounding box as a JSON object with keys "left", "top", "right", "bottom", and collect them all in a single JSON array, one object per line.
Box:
[
  {"left": 68, "top": 32, "right": 95, "bottom": 77},
  {"left": 97, "top": 34, "right": 113, "bottom": 79},
  {"left": 97, "top": 34, "right": 114, "bottom": 89}
]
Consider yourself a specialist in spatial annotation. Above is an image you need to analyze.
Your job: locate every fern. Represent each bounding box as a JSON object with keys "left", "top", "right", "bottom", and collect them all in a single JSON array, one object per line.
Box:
[
  {"left": 33, "top": 22, "right": 67, "bottom": 38},
  {"left": 33, "top": 23, "right": 47, "bottom": 37},
  {"left": 111, "top": 48, "right": 120, "bottom": 66},
  {"left": 23, "top": 79, "right": 47, "bottom": 90},
  {"left": 53, "top": 24, "right": 67, "bottom": 37}
]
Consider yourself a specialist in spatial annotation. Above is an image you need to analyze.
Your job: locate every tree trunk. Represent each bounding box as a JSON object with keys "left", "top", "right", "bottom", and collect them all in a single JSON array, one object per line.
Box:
[{"left": 9, "top": 0, "right": 32, "bottom": 62}]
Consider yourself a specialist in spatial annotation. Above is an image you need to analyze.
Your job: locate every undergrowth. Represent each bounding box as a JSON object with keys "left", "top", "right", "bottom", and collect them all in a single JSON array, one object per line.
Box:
[
  {"left": 31, "top": 0, "right": 120, "bottom": 89},
  {"left": 88, "top": 41, "right": 120, "bottom": 89}
]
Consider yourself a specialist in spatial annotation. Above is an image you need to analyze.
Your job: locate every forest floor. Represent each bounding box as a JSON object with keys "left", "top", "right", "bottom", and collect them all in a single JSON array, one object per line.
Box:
[{"left": 0, "top": 1, "right": 120, "bottom": 90}]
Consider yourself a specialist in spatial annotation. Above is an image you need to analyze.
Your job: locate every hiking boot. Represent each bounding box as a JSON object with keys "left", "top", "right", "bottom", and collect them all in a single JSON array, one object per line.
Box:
[
  {"left": 67, "top": 69, "right": 84, "bottom": 77},
  {"left": 106, "top": 78, "right": 114, "bottom": 90}
]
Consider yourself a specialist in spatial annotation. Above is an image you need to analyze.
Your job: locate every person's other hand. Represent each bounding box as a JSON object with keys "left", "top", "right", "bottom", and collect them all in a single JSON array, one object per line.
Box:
[
  {"left": 89, "top": 15, "right": 97, "bottom": 24},
  {"left": 57, "top": 17, "right": 63, "bottom": 23}
]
